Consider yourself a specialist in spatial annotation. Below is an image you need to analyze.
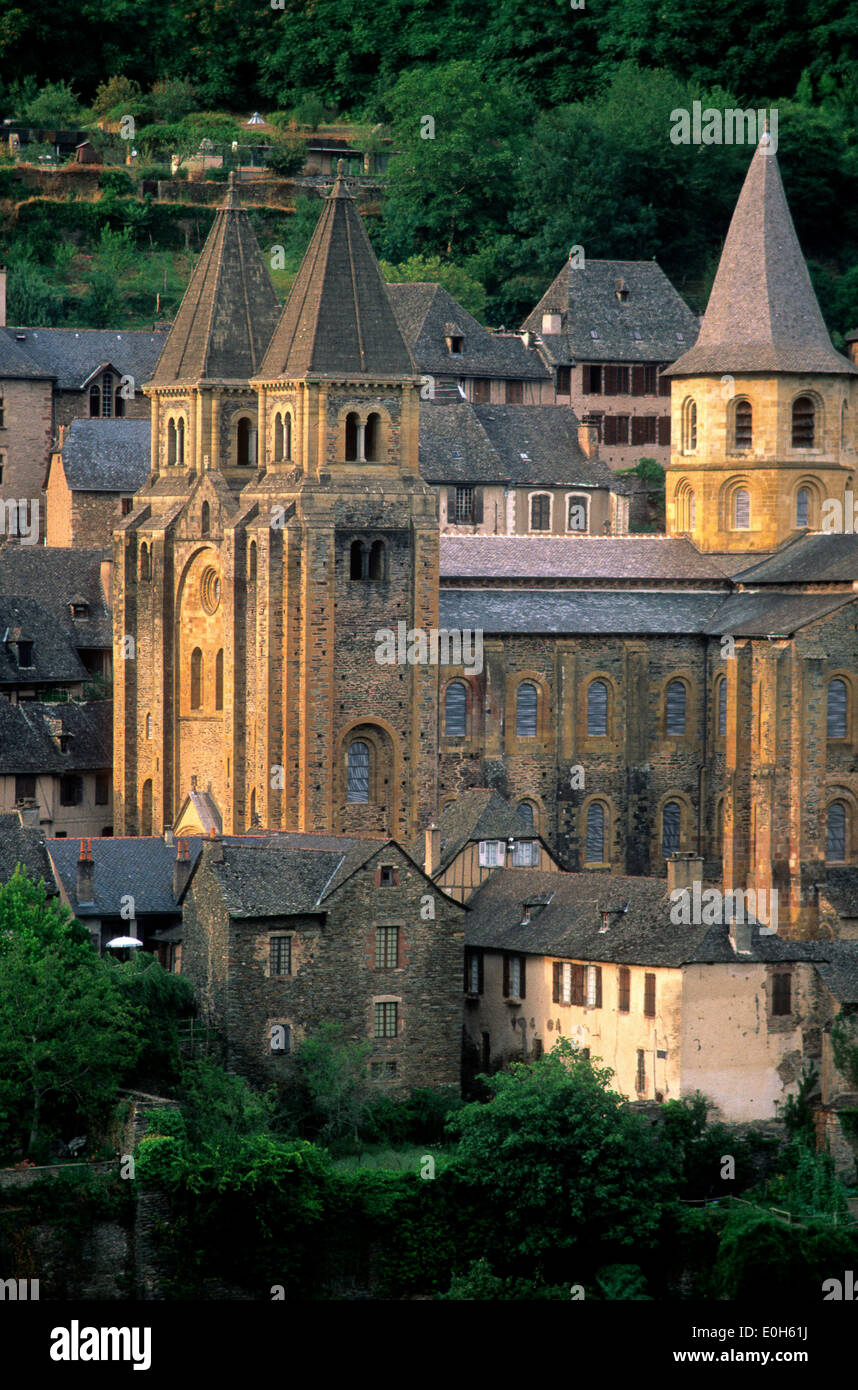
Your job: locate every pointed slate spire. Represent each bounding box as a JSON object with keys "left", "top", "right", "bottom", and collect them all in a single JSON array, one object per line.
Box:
[
  {"left": 149, "top": 173, "right": 281, "bottom": 386},
  {"left": 667, "top": 138, "right": 855, "bottom": 376},
  {"left": 257, "top": 163, "right": 415, "bottom": 379}
]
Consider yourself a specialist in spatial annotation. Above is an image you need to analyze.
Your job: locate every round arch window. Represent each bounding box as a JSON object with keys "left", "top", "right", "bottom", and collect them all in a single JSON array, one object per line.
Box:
[{"left": 200, "top": 566, "right": 221, "bottom": 614}]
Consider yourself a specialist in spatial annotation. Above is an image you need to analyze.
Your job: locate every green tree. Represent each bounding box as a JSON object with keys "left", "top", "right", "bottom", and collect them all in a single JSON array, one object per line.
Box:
[
  {"left": 147, "top": 77, "right": 198, "bottom": 125},
  {"left": 380, "top": 253, "right": 487, "bottom": 319},
  {"left": 91, "top": 74, "right": 143, "bottom": 120},
  {"left": 0, "top": 869, "right": 142, "bottom": 1157},
  {"left": 263, "top": 135, "right": 306, "bottom": 178},
  {"left": 25, "top": 80, "right": 85, "bottom": 128},
  {"left": 283, "top": 1023, "right": 372, "bottom": 1145},
  {"left": 6, "top": 256, "right": 63, "bottom": 326}
]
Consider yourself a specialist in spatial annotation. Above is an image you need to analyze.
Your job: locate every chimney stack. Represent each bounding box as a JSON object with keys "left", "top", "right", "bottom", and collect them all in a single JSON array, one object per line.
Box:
[
  {"left": 206, "top": 828, "right": 224, "bottom": 864},
  {"left": 16, "top": 801, "right": 40, "bottom": 830},
  {"left": 77, "top": 838, "right": 95, "bottom": 904},
  {"left": 666, "top": 852, "right": 704, "bottom": 897},
  {"left": 425, "top": 824, "right": 441, "bottom": 877},
  {"left": 173, "top": 839, "right": 192, "bottom": 898},
  {"left": 577, "top": 421, "right": 599, "bottom": 458}
]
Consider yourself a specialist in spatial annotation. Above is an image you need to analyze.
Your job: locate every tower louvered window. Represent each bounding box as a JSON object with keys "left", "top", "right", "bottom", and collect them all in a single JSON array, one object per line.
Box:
[
  {"left": 827, "top": 802, "right": 847, "bottom": 861},
  {"left": 732, "top": 488, "right": 750, "bottom": 529},
  {"left": 516, "top": 681, "right": 538, "bottom": 737},
  {"left": 792, "top": 396, "right": 815, "bottom": 447},
  {"left": 444, "top": 680, "right": 467, "bottom": 737},
  {"left": 827, "top": 679, "right": 848, "bottom": 739},
  {"left": 665, "top": 680, "right": 686, "bottom": 736},
  {"left": 587, "top": 680, "right": 608, "bottom": 736},
  {"left": 585, "top": 802, "right": 606, "bottom": 862},
  {"left": 734, "top": 400, "right": 752, "bottom": 449},
  {"left": 662, "top": 801, "right": 681, "bottom": 855},
  {"left": 347, "top": 740, "right": 370, "bottom": 802},
  {"left": 796, "top": 487, "right": 810, "bottom": 528},
  {"left": 718, "top": 677, "right": 727, "bottom": 737}
]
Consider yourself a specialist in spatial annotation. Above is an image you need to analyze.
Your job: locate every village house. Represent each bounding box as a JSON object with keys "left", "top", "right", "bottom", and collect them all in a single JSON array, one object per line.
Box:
[
  {"left": 409, "top": 787, "right": 562, "bottom": 902},
  {"left": 45, "top": 419, "right": 150, "bottom": 548},
  {"left": 0, "top": 698, "right": 111, "bottom": 838}
]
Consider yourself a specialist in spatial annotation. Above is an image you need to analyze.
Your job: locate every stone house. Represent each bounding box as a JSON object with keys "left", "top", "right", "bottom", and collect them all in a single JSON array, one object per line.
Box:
[
  {"left": 0, "top": 697, "right": 112, "bottom": 838},
  {"left": 522, "top": 258, "right": 700, "bottom": 471},
  {"left": 45, "top": 419, "right": 150, "bottom": 547},
  {"left": 179, "top": 832, "right": 466, "bottom": 1090},
  {"left": 0, "top": 546, "right": 113, "bottom": 687}
]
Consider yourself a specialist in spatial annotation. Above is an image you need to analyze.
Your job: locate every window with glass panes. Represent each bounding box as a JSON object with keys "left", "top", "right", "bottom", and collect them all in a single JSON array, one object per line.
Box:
[
  {"left": 374, "top": 1001, "right": 398, "bottom": 1037},
  {"left": 375, "top": 926, "right": 399, "bottom": 969},
  {"left": 270, "top": 936, "right": 291, "bottom": 977},
  {"left": 347, "top": 740, "right": 370, "bottom": 802},
  {"left": 511, "top": 839, "right": 537, "bottom": 866}
]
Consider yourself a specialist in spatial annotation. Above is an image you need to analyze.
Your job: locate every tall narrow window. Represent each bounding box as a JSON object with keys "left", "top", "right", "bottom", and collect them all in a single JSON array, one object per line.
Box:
[
  {"left": 732, "top": 487, "right": 750, "bottom": 529},
  {"left": 734, "top": 400, "right": 752, "bottom": 449},
  {"left": 516, "top": 681, "right": 538, "bottom": 737},
  {"left": 167, "top": 418, "right": 177, "bottom": 465},
  {"left": 369, "top": 539, "right": 385, "bottom": 580},
  {"left": 827, "top": 802, "right": 847, "bottom": 861},
  {"left": 665, "top": 680, "right": 686, "bottom": 736},
  {"left": 841, "top": 401, "right": 848, "bottom": 449},
  {"left": 644, "top": 973, "right": 656, "bottom": 1018},
  {"left": 176, "top": 417, "right": 185, "bottom": 465},
  {"left": 585, "top": 965, "right": 602, "bottom": 1008},
  {"left": 718, "top": 676, "right": 727, "bottom": 737},
  {"left": 516, "top": 801, "right": 535, "bottom": 830},
  {"left": 0, "top": 393, "right": 5, "bottom": 427},
  {"left": 444, "top": 680, "right": 467, "bottom": 737},
  {"left": 792, "top": 396, "right": 815, "bottom": 447},
  {"left": 636, "top": 1048, "right": 646, "bottom": 1092},
  {"left": 374, "top": 1001, "right": 398, "bottom": 1037},
  {"left": 248, "top": 541, "right": 257, "bottom": 582},
  {"left": 284, "top": 412, "right": 292, "bottom": 459},
  {"left": 273, "top": 412, "right": 284, "bottom": 460},
  {"left": 345, "top": 413, "right": 359, "bottom": 461},
  {"left": 89, "top": 384, "right": 101, "bottom": 418},
  {"left": 101, "top": 371, "right": 114, "bottom": 418},
  {"left": 662, "top": 800, "right": 681, "bottom": 855},
  {"left": 347, "top": 741, "right": 370, "bottom": 802},
  {"left": 236, "top": 417, "right": 253, "bottom": 466},
  {"left": 771, "top": 973, "right": 792, "bottom": 1016},
  {"left": 587, "top": 679, "right": 608, "bottom": 736},
  {"left": 140, "top": 543, "right": 151, "bottom": 581},
  {"left": 796, "top": 487, "right": 810, "bottom": 528},
  {"left": 201, "top": 501, "right": 210, "bottom": 535},
  {"left": 827, "top": 678, "right": 848, "bottom": 739},
  {"left": 585, "top": 802, "right": 606, "bottom": 863},
  {"left": 376, "top": 926, "right": 399, "bottom": 969},
  {"left": 455, "top": 486, "right": 474, "bottom": 522},
  {"left": 350, "top": 540, "right": 367, "bottom": 579},
  {"left": 684, "top": 399, "right": 697, "bottom": 451},
  {"left": 618, "top": 966, "right": 630, "bottom": 1012},
  {"left": 215, "top": 650, "right": 224, "bottom": 711},
  {"left": 190, "top": 648, "right": 203, "bottom": 710},
  {"left": 530, "top": 494, "right": 551, "bottom": 531},
  {"left": 365, "top": 413, "right": 380, "bottom": 461},
  {"left": 141, "top": 779, "right": 153, "bottom": 836}
]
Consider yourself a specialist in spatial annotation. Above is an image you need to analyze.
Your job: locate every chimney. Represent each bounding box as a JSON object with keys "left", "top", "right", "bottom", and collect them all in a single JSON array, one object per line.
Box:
[
  {"left": 577, "top": 422, "right": 599, "bottom": 458},
  {"left": 16, "top": 801, "right": 40, "bottom": 829},
  {"left": 542, "top": 312, "right": 561, "bottom": 335},
  {"left": 667, "top": 852, "right": 704, "bottom": 897},
  {"left": 425, "top": 824, "right": 441, "bottom": 877},
  {"left": 206, "top": 829, "right": 224, "bottom": 864},
  {"left": 0, "top": 267, "right": 6, "bottom": 328},
  {"left": 173, "top": 839, "right": 192, "bottom": 898},
  {"left": 77, "top": 838, "right": 95, "bottom": 905}
]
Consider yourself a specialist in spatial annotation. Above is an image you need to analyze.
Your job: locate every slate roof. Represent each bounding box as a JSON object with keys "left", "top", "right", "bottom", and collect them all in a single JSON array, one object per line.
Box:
[
  {"left": 732, "top": 533, "right": 858, "bottom": 585},
  {"left": 387, "top": 283, "right": 549, "bottom": 381},
  {"left": 408, "top": 789, "right": 538, "bottom": 875},
  {"left": 701, "top": 591, "right": 855, "bottom": 638},
  {"left": 58, "top": 419, "right": 150, "bottom": 493},
  {"left": 48, "top": 837, "right": 205, "bottom": 916},
  {"left": 420, "top": 403, "right": 615, "bottom": 488},
  {"left": 209, "top": 847, "right": 346, "bottom": 917},
  {"left": 439, "top": 588, "right": 727, "bottom": 635},
  {"left": 0, "top": 332, "right": 53, "bottom": 381},
  {"left": 149, "top": 178, "right": 281, "bottom": 386},
  {"left": 3, "top": 327, "right": 167, "bottom": 391},
  {"left": 818, "top": 868, "right": 858, "bottom": 921},
  {"left": 0, "top": 698, "right": 111, "bottom": 772},
  {"left": 0, "top": 596, "right": 88, "bottom": 685},
  {"left": 0, "top": 546, "right": 113, "bottom": 649},
  {"left": 665, "top": 142, "right": 855, "bottom": 377},
  {"left": 0, "top": 813, "right": 57, "bottom": 892},
  {"left": 440, "top": 535, "right": 733, "bottom": 582},
  {"left": 257, "top": 173, "right": 416, "bottom": 380},
  {"left": 815, "top": 952, "right": 858, "bottom": 1005},
  {"left": 521, "top": 259, "right": 699, "bottom": 365}
]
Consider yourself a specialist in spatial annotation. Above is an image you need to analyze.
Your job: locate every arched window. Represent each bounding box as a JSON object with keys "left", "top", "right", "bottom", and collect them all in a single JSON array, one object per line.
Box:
[
  {"left": 350, "top": 539, "right": 367, "bottom": 580},
  {"left": 215, "top": 649, "right": 224, "bottom": 711},
  {"left": 139, "top": 543, "right": 151, "bottom": 581},
  {"left": 827, "top": 801, "right": 847, "bottom": 861},
  {"left": 114, "top": 382, "right": 125, "bottom": 417},
  {"left": 347, "top": 740, "right": 370, "bottom": 802},
  {"left": 250, "top": 787, "right": 257, "bottom": 826},
  {"left": 517, "top": 800, "right": 535, "bottom": 830},
  {"left": 89, "top": 383, "right": 101, "bottom": 418},
  {"left": 248, "top": 540, "right": 257, "bottom": 582},
  {"left": 665, "top": 680, "right": 686, "bottom": 736},
  {"left": 237, "top": 417, "right": 253, "bottom": 466},
  {"left": 792, "top": 396, "right": 815, "bottom": 447},
  {"left": 146, "top": 712, "right": 153, "bottom": 739},
  {"left": 530, "top": 494, "right": 551, "bottom": 532},
  {"left": 516, "top": 681, "right": 538, "bottom": 738},
  {"left": 683, "top": 399, "right": 697, "bottom": 451},
  {"left": 365, "top": 412, "right": 380, "bottom": 461},
  {"left": 841, "top": 401, "right": 848, "bottom": 449},
  {"left": 734, "top": 400, "right": 752, "bottom": 449},
  {"left": 345, "top": 413, "right": 359, "bottom": 461},
  {"left": 796, "top": 487, "right": 810, "bottom": 528},
  {"left": 190, "top": 648, "right": 203, "bottom": 710},
  {"left": 101, "top": 371, "right": 114, "bottom": 418},
  {"left": 141, "top": 779, "right": 153, "bottom": 837},
  {"left": 827, "top": 678, "right": 848, "bottom": 739},
  {"left": 444, "top": 680, "right": 467, "bottom": 737},
  {"left": 176, "top": 417, "right": 185, "bottom": 465},
  {"left": 662, "top": 800, "right": 681, "bottom": 855},
  {"left": 585, "top": 801, "right": 606, "bottom": 863},
  {"left": 273, "top": 412, "right": 284, "bottom": 461},
  {"left": 284, "top": 412, "right": 292, "bottom": 460},
  {"left": 732, "top": 487, "right": 750, "bottom": 529},
  {"left": 675, "top": 482, "right": 693, "bottom": 532},
  {"left": 201, "top": 501, "right": 210, "bottom": 535},
  {"left": 690, "top": 490, "right": 696, "bottom": 528},
  {"left": 167, "top": 418, "right": 177, "bottom": 466},
  {"left": 369, "top": 539, "right": 386, "bottom": 580},
  {"left": 718, "top": 675, "right": 727, "bottom": 737},
  {"left": 587, "top": 679, "right": 608, "bottom": 736}
]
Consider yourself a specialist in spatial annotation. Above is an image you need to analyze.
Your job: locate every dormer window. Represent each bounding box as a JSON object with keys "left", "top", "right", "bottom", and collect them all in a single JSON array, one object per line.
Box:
[
  {"left": 70, "top": 601, "right": 89, "bottom": 621},
  {"left": 446, "top": 335, "right": 464, "bottom": 355},
  {"left": 58, "top": 734, "right": 70, "bottom": 754},
  {"left": 511, "top": 839, "right": 538, "bottom": 867},
  {"left": 615, "top": 280, "right": 629, "bottom": 302},
  {"left": 16, "top": 640, "right": 33, "bottom": 668}
]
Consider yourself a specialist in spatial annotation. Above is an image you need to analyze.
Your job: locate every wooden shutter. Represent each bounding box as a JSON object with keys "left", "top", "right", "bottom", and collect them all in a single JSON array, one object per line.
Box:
[
  {"left": 631, "top": 416, "right": 646, "bottom": 445},
  {"left": 373, "top": 866, "right": 382, "bottom": 887},
  {"left": 464, "top": 952, "right": 471, "bottom": 992},
  {"left": 631, "top": 366, "right": 646, "bottom": 396},
  {"left": 604, "top": 364, "right": 618, "bottom": 395},
  {"left": 644, "top": 972, "right": 656, "bottom": 1017},
  {"left": 472, "top": 488, "right": 484, "bottom": 524},
  {"left": 827, "top": 679, "right": 848, "bottom": 739},
  {"left": 570, "top": 963, "right": 584, "bottom": 1005},
  {"left": 618, "top": 966, "right": 630, "bottom": 1012},
  {"left": 477, "top": 950, "right": 484, "bottom": 994},
  {"left": 603, "top": 416, "right": 617, "bottom": 446},
  {"left": 519, "top": 955, "right": 526, "bottom": 1000},
  {"left": 503, "top": 954, "right": 510, "bottom": 997},
  {"left": 594, "top": 967, "right": 602, "bottom": 1008},
  {"left": 657, "top": 415, "right": 671, "bottom": 446},
  {"left": 552, "top": 961, "right": 561, "bottom": 1003},
  {"left": 446, "top": 487, "right": 456, "bottom": 521}
]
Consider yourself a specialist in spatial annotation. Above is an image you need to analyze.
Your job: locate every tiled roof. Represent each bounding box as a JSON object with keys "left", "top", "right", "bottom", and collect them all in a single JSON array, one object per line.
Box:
[
  {"left": 732, "top": 533, "right": 858, "bottom": 585},
  {"left": 257, "top": 174, "right": 415, "bottom": 380},
  {"left": 818, "top": 868, "right": 858, "bottom": 920},
  {"left": 210, "top": 846, "right": 346, "bottom": 917},
  {"left": 387, "top": 283, "right": 549, "bottom": 381},
  {"left": 3, "top": 327, "right": 167, "bottom": 391},
  {"left": 48, "top": 836, "right": 204, "bottom": 916},
  {"left": 0, "top": 812, "right": 57, "bottom": 892},
  {"left": 420, "top": 403, "right": 614, "bottom": 488},
  {"left": 439, "top": 587, "right": 726, "bottom": 635},
  {"left": 0, "top": 546, "right": 113, "bottom": 649},
  {"left": 0, "top": 332, "right": 53, "bottom": 381},
  {"left": 522, "top": 259, "right": 699, "bottom": 364},
  {"left": 59, "top": 419, "right": 150, "bottom": 493},
  {"left": 440, "top": 535, "right": 733, "bottom": 581},
  {"left": 815, "top": 950, "right": 858, "bottom": 1005},
  {"left": 149, "top": 179, "right": 281, "bottom": 386},
  {"left": 0, "top": 596, "right": 88, "bottom": 685},
  {"left": 0, "top": 697, "right": 110, "bottom": 772},
  {"left": 665, "top": 143, "right": 856, "bottom": 377},
  {"left": 408, "top": 789, "right": 536, "bottom": 874},
  {"left": 702, "top": 591, "right": 855, "bottom": 637}
]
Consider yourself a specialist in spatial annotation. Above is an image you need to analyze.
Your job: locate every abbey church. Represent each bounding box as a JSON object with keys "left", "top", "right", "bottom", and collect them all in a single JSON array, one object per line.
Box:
[{"left": 114, "top": 139, "right": 858, "bottom": 941}]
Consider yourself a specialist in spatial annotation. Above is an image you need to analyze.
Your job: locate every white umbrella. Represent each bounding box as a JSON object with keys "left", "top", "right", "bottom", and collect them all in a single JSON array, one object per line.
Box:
[{"left": 105, "top": 936, "right": 143, "bottom": 948}]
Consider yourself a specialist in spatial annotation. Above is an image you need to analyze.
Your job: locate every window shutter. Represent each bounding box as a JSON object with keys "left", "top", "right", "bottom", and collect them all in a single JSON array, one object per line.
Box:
[
  {"left": 553, "top": 961, "right": 561, "bottom": 1003},
  {"left": 657, "top": 415, "right": 671, "bottom": 446},
  {"left": 644, "top": 972, "right": 656, "bottom": 1017},
  {"left": 571, "top": 963, "right": 584, "bottom": 1005},
  {"left": 464, "top": 952, "right": 471, "bottom": 991},
  {"left": 446, "top": 487, "right": 456, "bottom": 521},
  {"left": 827, "top": 679, "right": 848, "bottom": 739},
  {"left": 373, "top": 866, "right": 382, "bottom": 887},
  {"left": 472, "top": 488, "right": 484, "bottom": 524},
  {"left": 719, "top": 677, "right": 727, "bottom": 737},
  {"left": 618, "top": 966, "right": 630, "bottom": 1012},
  {"left": 519, "top": 955, "right": 526, "bottom": 1000},
  {"left": 603, "top": 416, "right": 617, "bottom": 446},
  {"left": 631, "top": 366, "right": 646, "bottom": 396},
  {"left": 631, "top": 416, "right": 645, "bottom": 445},
  {"left": 595, "top": 967, "right": 602, "bottom": 1008},
  {"left": 503, "top": 954, "right": 510, "bottom": 997},
  {"left": 478, "top": 951, "right": 484, "bottom": 994},
  {"left": 604, "top": 365, "right": 618, "bottom": 395}
]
